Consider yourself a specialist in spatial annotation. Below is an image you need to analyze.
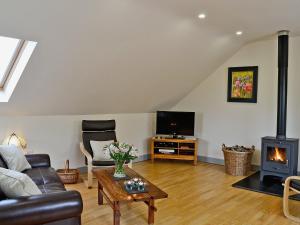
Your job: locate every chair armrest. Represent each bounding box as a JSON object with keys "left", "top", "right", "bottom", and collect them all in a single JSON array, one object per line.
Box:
[
  {"left": 284, "top": 176, "right": 300, "bottom": 191},
  {"left": 80, "top": 142, "right": 92, "bottom": 163},
  {"left": 284, "top": 176, "right": 300, "bottom": 186},
  {"left": 286, "top": 176, "right": 300, "bottom": 182},
  {"left": 25, "top": 154, "right": 51, "bottom": 168},
  {"left": 0, "top": 190, "right": 83, "bottom": 225}
]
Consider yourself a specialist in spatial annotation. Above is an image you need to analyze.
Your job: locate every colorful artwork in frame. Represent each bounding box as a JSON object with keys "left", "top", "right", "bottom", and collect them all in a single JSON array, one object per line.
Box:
[{"left": 227, "top": 66, "right": 258, "bottom": 103}]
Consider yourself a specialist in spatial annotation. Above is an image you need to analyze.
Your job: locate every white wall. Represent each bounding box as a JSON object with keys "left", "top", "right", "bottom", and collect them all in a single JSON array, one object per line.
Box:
[
  {"left": 173, "top": 36, "right": 300, "bottom": 167},
  {"left": 0, "top": 113, "right": 154, "bottom": 169},
  {"left": 3, "top": 37, "right": 300, "bottom": 169}
]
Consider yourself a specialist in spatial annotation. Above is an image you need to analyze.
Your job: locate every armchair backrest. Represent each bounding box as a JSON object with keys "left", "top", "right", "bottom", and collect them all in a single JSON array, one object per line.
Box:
[{"left": 82, "top": 120, "right": 117, "bottom": 158}]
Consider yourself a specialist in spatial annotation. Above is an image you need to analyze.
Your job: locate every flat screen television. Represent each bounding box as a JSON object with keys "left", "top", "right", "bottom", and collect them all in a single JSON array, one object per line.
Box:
[{"left": 156, "top": 111, "right": 195, "bottom": 137}]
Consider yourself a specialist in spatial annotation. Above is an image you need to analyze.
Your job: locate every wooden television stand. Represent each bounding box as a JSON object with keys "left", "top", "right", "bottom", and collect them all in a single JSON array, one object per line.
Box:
[{"left": 150, "top": 137, "right": 198, "bottom": 165}]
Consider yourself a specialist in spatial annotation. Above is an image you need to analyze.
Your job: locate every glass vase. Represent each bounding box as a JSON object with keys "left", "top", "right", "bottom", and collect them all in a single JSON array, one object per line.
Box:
[{"left": 114, "top": 160, "right": 126, "bottom": 178}]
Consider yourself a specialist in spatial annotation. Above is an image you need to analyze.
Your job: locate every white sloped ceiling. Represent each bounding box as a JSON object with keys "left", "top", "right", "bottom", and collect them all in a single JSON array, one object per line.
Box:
[{"left": 0, "top": 0, "right": 299, "bottom": 115}]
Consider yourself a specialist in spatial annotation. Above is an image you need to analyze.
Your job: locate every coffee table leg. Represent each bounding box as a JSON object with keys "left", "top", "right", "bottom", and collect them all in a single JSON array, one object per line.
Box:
[
  {"left": 148, "top": 199, "right": 155, "bottom": 225},
  {"left": 113, "top": 201, "right": 121, "bottom": 225},
  {"left": 98, "top": 181, "right": 103, "bottom": 205}
]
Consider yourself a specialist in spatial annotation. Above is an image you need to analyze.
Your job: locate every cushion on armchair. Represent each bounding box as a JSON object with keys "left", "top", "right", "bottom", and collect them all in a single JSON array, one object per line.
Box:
[{"left": 90, "top": 140, "right": 114, "bottom": 161}]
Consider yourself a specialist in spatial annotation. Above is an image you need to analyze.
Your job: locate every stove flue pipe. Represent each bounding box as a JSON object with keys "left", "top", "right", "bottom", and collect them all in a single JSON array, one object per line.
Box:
[{"left": 276, "top": 30, "right": 289, "bottom": 139}]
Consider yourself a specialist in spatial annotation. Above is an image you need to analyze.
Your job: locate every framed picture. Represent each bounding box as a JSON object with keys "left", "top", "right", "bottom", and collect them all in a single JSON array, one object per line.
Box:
[{"left": 227, "top": 66, "right": 258, "bottom": 103}]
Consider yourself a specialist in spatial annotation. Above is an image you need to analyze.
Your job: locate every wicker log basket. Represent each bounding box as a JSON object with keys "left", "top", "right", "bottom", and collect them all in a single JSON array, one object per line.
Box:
[
  {"left": 222, "top": 144, "right": 255, "bottom": 176},
  {"left": 57, "top": 160, "right": 79, "bottom": 184}
]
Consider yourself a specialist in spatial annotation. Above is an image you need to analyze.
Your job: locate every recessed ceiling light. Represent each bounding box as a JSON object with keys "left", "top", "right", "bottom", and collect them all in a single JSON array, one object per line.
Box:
[
  {"left": 198, "top": 13, "right": 206, "bottom": 19},
  {"left": 236, "top": 31, "right": 243, "bottom": 36}
]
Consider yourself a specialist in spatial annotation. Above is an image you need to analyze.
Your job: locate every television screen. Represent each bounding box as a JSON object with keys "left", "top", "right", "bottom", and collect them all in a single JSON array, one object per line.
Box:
[{"left": 156, "top": 111, "right": 195, "bottom": 136}]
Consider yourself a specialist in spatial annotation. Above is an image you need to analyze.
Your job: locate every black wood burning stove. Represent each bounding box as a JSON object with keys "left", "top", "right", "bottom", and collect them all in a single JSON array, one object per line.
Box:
[
  {"left": 260, "top": 137, "right": 298, "bottom": 181},
  {"left": 260, "top": 31, "right": 299, "bottom": 182}
]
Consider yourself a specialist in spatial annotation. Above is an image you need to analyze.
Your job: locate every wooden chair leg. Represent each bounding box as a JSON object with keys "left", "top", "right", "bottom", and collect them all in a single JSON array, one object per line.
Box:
[
  {"left": 128, "top": 161, "right": 133, "bottom": 168},
  {"left": 283, "top": 178, "right": 291, "bottom": 218},
  {"left": 85, "top": 163, "right": 93, "bottom": 188},
  {"left": 80, "top": 142, "right": 94, "bottom": 188}
]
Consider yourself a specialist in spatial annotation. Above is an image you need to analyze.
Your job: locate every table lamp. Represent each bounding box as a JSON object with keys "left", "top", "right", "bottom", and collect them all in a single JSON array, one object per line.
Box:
[{"left": 3, "top": 133, "right": 27, "bottom": 150}]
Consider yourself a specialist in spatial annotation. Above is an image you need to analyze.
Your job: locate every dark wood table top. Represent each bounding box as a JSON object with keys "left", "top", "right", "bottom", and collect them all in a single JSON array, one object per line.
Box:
[{"left": 92, "top": 167, "right": 168, "bottom": 202}]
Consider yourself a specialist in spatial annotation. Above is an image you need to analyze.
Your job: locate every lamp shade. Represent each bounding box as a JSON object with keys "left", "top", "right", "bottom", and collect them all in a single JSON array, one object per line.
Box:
[{"left": 3, "top": 133, "right": 27, "bottom": 149}]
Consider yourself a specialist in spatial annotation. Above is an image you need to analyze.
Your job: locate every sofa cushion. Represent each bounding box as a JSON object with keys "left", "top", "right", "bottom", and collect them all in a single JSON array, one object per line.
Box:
[
  {"left": 0, "top": 155, "right": 19, "bottom": 199},
  {"left": 24, "top": 167, "right": 62, "bottom": 186},
  {"left": 0, "top": 167, "right": 42, "bottom": 198},
  {"left": 0, "top": 151, "right": 6, "bottom": 199},
  {"left": 0, "top": 145, "right": 31, "bottom": 172}
]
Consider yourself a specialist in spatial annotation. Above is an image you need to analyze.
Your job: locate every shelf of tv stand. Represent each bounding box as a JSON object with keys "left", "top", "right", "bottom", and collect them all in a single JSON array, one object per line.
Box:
[
  {"left": 150, "top": 137, "right": 198, "bottom": 165},
  {"left": 153, "top": 147, "right": 195, "bottom": 150}
]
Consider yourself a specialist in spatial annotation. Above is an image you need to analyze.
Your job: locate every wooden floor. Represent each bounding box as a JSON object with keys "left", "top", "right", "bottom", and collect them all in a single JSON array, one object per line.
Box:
[{"left": 67, "top": 160, "right": 300, "bottom": 225}]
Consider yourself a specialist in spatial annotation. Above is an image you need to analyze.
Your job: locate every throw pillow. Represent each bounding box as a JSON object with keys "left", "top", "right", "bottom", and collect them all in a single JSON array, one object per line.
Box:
[
  {"left": 0, "top": 167, "right": 42, "bottom": 198},
  {"left": 0, "top": 145, "right": 31, "bottom": 172},
  {"left": 90, "top": 140, "right": 114, "bottom": 161}
]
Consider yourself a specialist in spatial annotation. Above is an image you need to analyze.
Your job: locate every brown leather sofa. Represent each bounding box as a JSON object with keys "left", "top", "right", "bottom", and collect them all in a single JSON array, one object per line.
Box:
[{"left": 0, "top": 154, "right": 83, "bottom": 225}]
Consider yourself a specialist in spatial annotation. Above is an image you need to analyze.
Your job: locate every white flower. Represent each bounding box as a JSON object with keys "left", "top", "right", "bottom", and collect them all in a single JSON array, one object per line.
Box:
[{"left": 103, "top": 142, "right": 139, "bottom": 160}]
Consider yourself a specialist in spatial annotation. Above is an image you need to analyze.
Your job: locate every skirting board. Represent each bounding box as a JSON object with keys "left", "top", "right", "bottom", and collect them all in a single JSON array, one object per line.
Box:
[
  {"left": 198, "top": 156, "right": 224, "bottom": 165},
  {"left": 77, "top": 154, "right": 260, "bottom": 173}
]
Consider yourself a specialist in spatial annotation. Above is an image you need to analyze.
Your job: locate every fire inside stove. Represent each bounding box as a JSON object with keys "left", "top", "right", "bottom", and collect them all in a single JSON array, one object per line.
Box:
[{"left": 267, "top": 146, "right": 287, "bottom": 164}]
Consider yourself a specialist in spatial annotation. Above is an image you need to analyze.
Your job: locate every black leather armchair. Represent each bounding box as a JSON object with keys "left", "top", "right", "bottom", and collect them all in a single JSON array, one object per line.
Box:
[
  {"left": 80, "top": 120, "right": 132, "bottom": 188},
  {"left": 0, "top": 154, "right": 83, "bottom": 225}
]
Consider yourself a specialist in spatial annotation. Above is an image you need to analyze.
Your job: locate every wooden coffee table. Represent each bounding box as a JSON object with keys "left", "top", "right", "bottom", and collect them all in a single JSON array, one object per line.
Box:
[{"left": 92, "top": 167, "right": 168, "bottom": 225}]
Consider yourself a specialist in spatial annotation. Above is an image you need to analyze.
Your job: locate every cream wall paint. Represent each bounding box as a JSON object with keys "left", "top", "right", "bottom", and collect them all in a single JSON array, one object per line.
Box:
[
  {"left": 2, "top": 37, "right": 300, "bottom": 170},
  {"left": 0, "top": 113, "right": 154, "bottom": 169},
  {"left": 172, "top": 36, "right": 300, "bottom": 167}
]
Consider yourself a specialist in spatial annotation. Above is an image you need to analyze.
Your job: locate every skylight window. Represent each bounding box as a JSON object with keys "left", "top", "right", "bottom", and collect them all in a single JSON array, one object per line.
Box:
[
  {"left": 0, "top": 35, "right": 37, "bottom": 102},
  {"left": 0, "top": 37, "right": 23, "bottom": 87}
]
